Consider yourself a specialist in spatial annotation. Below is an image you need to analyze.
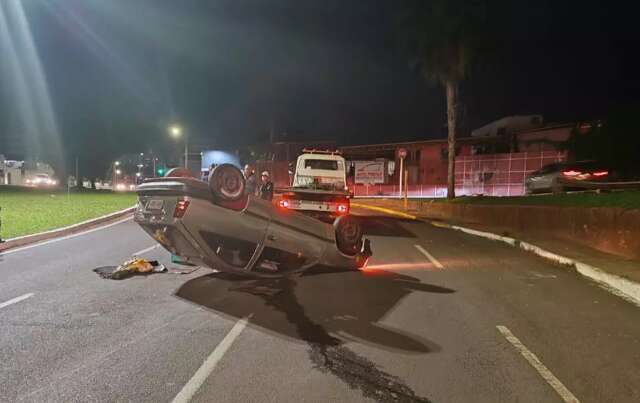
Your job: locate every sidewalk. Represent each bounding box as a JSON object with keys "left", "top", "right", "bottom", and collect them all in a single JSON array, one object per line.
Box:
[{"left": 353, "top": 200, "right": 640, "bottom": 306}]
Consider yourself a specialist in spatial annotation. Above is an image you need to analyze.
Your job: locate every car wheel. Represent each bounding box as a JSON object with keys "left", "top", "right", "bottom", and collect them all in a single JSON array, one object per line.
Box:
[
  {"left": 524, "top": 184, "right": 534, "bottom": 195},
  {"left": 551, "top": 179, "right": 564, "bottom": 194},
  {"left": 334, "top": 215, "right": 363, "bottom": 256},
  {"left": 209, "top": 164, "right": 245, "bottom": 201}
]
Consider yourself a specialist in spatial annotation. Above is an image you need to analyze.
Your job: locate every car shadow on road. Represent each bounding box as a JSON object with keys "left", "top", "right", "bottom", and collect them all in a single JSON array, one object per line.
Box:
[
  {"left": 176, "top": 267, "right": 454, "bottom": 403},
  {"left": 175, "top": 267, "right": 453, "bottom": 354},
  {"left": 176, "top": 267, "right": 448, "bottom": 402},
  {"left": 355, "top": 215, "right": 418, "bottom": 238}
]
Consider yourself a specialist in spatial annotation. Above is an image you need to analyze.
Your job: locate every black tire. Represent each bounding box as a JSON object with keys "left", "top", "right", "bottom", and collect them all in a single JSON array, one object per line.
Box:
[
  {"left": 551, "top": 179, "right": 564, "bottom": 194},
  {"left": 334, "top": 215, "right": 363, "bottom": 256},
  {"left": 209, "top": 164, "right": 245, "bottom": 201}
]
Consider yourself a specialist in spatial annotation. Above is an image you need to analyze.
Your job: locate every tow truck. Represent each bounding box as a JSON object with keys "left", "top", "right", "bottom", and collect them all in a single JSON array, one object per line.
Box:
[{"left": 278, "top": 149, "right": 351, "bottom": 221}]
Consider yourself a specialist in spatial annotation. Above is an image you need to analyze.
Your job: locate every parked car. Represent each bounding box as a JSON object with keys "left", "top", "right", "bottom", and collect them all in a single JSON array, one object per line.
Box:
[
  {"left": 134, "top": 165, "right": 372, "bottom": 278},
  {"left": 525, "top": 161, "right": 611, "bottom": 194}
]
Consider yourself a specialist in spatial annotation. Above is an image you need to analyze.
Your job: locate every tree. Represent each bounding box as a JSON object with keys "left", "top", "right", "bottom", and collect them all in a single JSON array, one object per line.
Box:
[
  {"left": 566, "top": 105, "right": 640, "bottom": 179},
  {"left": 398, "top": 0, "right": 490, "bottom": 199}
]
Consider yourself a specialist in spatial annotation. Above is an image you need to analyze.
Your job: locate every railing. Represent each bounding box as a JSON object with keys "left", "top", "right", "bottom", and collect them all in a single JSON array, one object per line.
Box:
[{"left": 352, "top": 151, "right": 566, "bottom": 198}]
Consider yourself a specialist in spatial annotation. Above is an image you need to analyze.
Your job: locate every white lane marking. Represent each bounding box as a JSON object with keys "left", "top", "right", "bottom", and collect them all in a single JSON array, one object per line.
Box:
[
  {"left": 132, "top": 244, "right": 159, "bottom": 256},
  {"left": 497, "top": 325, "right": 580, "bottom": 403},
  {"left": 414, "top": 244, "right": 444, "bottom": 269},
  {"left": 172, "top": 317, "right": 250, "bottom": 403},
  {"left": 0, "top": 293, "right": 34, "bottom": 310},
  {"left": 0, "top": 217, "right": 133, "bottom": 256}
]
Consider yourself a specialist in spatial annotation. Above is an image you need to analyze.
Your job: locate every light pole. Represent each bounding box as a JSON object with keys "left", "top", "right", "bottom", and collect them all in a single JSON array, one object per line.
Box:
[
  {"left": 113, "top": 161, "right": 120, "bottom": 190},
  {"left": 169, "top": 124, "right": 188, "bottom": 169}
]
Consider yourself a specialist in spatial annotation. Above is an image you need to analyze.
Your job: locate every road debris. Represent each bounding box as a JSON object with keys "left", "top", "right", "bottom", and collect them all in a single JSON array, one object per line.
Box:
[{"left": 94, "top": 258, "right": 166, "bottom": 280}]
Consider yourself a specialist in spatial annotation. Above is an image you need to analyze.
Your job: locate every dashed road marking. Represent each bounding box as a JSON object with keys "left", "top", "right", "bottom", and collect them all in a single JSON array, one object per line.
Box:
[
  {"left": 132, "top": 244, "right": 159, "bottom": 256},
  {"left": 414, "top": 244, "right": 444, "bottom": 269},
  {"left": 497, "top": 325, "right": 580, "bottom": 403},
  {"left": 172, "top": 317, "right": 250, "bottom": 403},
  {"left": 0, "top": 293, "right": 34, "bottom": 310}
]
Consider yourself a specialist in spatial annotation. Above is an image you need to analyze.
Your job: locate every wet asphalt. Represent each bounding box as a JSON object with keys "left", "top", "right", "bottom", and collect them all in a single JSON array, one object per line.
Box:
[{"left": 0, "top": 209, "right": 639, "bottom": 403}]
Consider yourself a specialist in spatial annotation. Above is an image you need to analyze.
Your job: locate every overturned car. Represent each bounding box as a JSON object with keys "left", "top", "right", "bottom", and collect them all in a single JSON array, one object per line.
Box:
[{"left": 134, "top": 164, "right": 372, "bottom": 277}]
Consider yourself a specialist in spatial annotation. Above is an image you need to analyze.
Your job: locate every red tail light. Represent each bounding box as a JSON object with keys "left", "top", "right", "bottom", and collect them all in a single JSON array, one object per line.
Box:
[
  {"left": 174, "top": 199, "right": 190, "bottom": 218},
  {"left": 279, "top": 199, "right": 290, "bottom": 209},
  {"left": 562, "top": 170, "right": 582, "bottom": 177},
  {"left": 592, "top": 171, "right": 609, "bottom": 177},
  {"left": 337, "top": 203, "right": 349, "bottom": 214}
]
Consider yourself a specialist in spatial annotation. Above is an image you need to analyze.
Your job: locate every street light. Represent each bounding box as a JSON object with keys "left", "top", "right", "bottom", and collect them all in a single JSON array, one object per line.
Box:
[
  {"left": 112, "top": 161, "right": 121, "bottom": 190},
  {"left": 169, "top": 124, "right": 188, "bottom": 169},
  {"left": 169, "top": 125, "right": 182, "bottom": 137}
]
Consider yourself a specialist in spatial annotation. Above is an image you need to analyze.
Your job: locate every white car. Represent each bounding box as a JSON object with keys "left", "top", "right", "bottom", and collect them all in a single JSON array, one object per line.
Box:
[
  {"left": 134, "top": 165, "right": 371, "bottom": 277},
  {"left": 26, "top": 173, "right": 58, "bottom": 187}
]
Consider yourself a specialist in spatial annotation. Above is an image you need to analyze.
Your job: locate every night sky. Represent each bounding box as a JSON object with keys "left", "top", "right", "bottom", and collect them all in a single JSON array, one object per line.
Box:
[{"left": 1, "top": 0, "right": 639, "bottom": 171}]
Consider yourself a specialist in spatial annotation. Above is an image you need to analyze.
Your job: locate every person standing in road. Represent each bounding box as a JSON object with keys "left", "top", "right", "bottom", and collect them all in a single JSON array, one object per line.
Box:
[
  {"left": 259, "top": 171, "right": 274, "bottom": 201},
  {"left": 243, "top": 164, "right": 258, "bottom": 196}
]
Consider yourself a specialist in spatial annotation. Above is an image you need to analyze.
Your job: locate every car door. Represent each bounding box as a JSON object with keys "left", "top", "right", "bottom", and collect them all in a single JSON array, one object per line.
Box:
[
  {"left": 531, "top": 164, "right": 558, "bottom": 192},
  {"left": 257, "top": 207, "right": 331, "bottom": 273},
  {"left": 527, "top": 168, "right": 548, "bottom": 191},
  {"left": 180, "top": 196, "right": 270, "bottom": 272}
]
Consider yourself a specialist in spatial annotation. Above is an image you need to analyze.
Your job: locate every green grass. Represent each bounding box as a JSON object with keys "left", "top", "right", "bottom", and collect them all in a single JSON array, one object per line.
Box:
[
  {"left": 0, "top": 186, "right": 136, "bottom": 239},
  {"left": 431, "top": 191, "right": 640, "bottom": 209}
]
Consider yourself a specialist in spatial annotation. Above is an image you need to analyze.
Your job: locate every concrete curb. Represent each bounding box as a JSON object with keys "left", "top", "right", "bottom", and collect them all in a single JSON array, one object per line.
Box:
[
  {"left": 0, "top": 206, "right": 136, "bottom": 252},
  {"left": 354, "top": 203, "right": 640, "bottom": 307},
  {"left": 444, "top": 223, "right": 640, "bottom": 306},
  {"left": 446, "top": 223, "right": 640, "bottom": 307}
]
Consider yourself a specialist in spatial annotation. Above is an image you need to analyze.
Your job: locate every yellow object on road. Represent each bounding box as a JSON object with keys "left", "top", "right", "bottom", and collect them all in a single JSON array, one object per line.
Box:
[{"left": 111, "top": 258, "right": 156, "bottom": 279}]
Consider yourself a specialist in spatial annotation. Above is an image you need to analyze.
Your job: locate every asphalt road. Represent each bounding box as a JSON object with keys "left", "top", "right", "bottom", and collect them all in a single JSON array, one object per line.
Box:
[{"left": 1, "top": 208, "right": 639, "bottom": 403}]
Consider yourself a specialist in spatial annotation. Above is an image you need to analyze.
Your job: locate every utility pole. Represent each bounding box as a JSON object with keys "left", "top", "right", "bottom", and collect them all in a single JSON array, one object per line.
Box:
[{"left": 184, "top": 139, "right": 188, "bottom": 169}]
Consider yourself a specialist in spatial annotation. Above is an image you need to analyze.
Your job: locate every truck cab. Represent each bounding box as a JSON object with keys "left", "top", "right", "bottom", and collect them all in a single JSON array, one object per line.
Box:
[{"left": 279, "top": 149, "right": 350, "bottom": 221}]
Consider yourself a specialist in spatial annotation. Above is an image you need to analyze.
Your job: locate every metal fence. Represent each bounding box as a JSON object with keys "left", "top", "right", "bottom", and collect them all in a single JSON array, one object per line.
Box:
[{"left": 352, "top": 151, "right": 566, "bottom": 198}]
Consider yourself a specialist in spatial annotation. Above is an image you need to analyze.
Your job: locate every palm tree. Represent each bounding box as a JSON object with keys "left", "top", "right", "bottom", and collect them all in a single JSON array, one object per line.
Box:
[{"left": 398, "top": 0, "right": 489, "bottom": 199}]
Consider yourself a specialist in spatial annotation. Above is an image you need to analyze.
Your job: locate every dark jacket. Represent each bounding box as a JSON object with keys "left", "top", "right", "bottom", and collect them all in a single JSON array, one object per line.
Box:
[
  {"left": 245, "top": 174, "right": 258, "bottom": 196},
  {"left": 259, "top": 181, "right": 274, "bottom": 201}
]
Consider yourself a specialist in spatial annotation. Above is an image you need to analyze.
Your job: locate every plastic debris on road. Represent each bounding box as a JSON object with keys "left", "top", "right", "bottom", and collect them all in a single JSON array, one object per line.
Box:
[{"left": 94, "top": 258, "right": 167, "bottom": 280}]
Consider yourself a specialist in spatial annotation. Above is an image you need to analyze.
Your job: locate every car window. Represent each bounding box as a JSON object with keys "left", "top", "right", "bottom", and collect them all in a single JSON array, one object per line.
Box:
[
  {"left": 304, "top": 159, "right": 338, "bottom": 170},
  {"left": 537, "top": 164, "right": 559, "bottom": 175}
]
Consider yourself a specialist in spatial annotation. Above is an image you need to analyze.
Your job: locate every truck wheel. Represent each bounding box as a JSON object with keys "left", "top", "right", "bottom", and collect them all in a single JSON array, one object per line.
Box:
[
  {"left": 334, "top": 215, "right": 363, "bottom": 256},
  {"left": 209, "top": 164, "right": 245, "bottom": 201}
]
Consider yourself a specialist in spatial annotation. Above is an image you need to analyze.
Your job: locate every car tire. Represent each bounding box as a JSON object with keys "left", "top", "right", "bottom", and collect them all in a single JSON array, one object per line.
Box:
[
  {"left": 209, "top": 164, "right": 245, "bottom": 201},
  {"left": 334, "top": 215, "right": 363, "bottom": 256},
  {"left": 551, "top": 179, "right": 564, "bottom": 194}
]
